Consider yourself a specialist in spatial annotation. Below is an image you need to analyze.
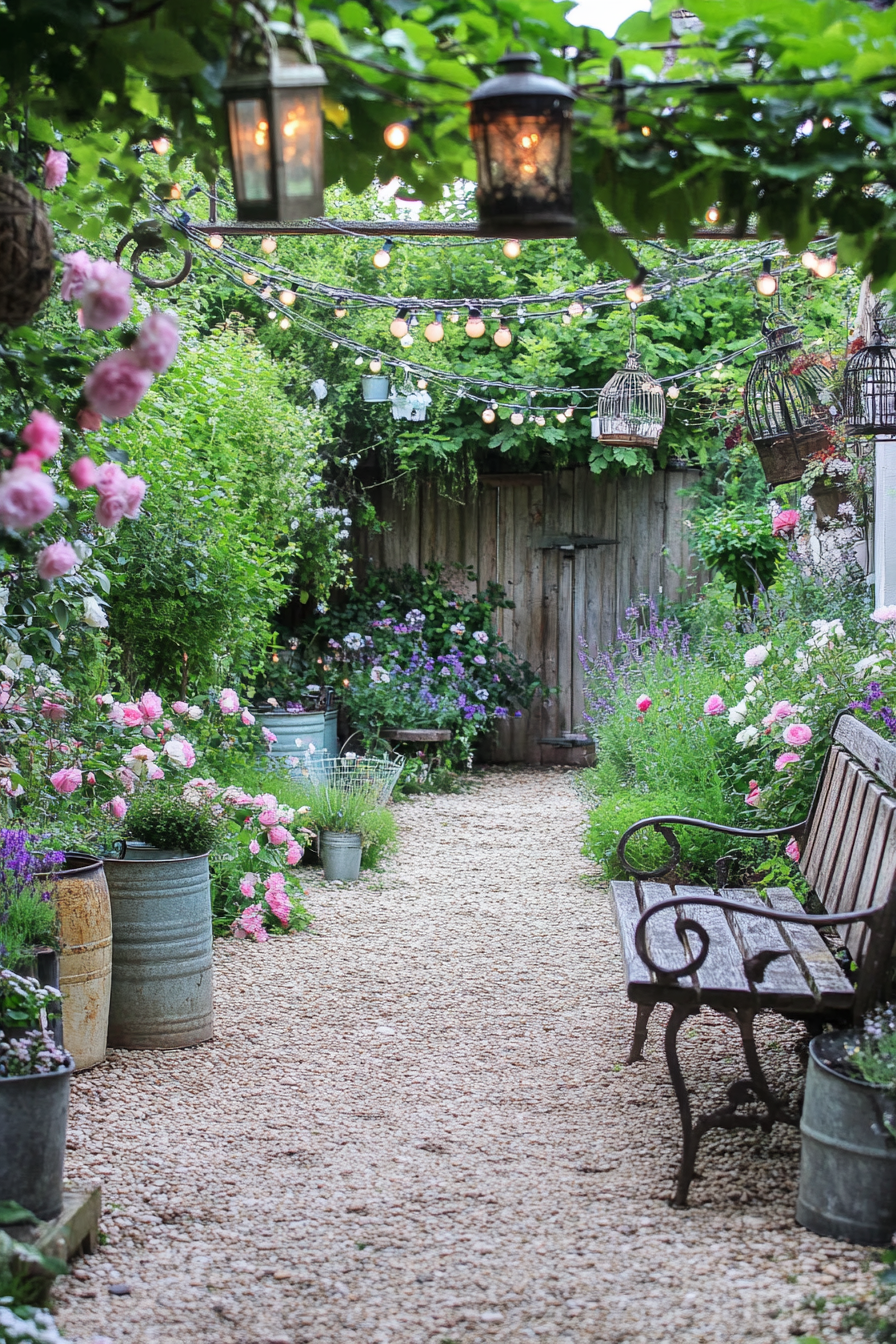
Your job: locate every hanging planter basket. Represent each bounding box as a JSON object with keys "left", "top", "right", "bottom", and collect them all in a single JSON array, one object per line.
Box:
[
  {"left": 390, "top": 373, "right": 431, "bottom": 422},
  {"left": 0, "top": 175, "right": 56, "bottom": 329},
  {"left": 843, "top": 305, "right": 896, "bottom": 437},
  {"left": 594, "top": 324, "right": 665, "bottom": 449},
  {"left": 744, "top": 311, "right": 835, "bottom": 486},
  {"left": 361, "top": 374, "right": 391, "bottom": 403}
]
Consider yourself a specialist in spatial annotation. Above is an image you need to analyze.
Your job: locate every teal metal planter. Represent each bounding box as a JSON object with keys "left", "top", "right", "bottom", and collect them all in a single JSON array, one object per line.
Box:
[
  {"left": 258, "top": 709, "right": 338, "bottom": 775},
  {"left": 104, "top": 845, "right": 214, "bottom": 1051},
  {"left": 797, "top": 1031, "right": 896, "bottom": 1244}
]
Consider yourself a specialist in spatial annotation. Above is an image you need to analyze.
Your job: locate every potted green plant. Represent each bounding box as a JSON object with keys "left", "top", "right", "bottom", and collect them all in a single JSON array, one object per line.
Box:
[
  {"left": 797, "top": 1006, "right": 896, "bottom": 1244},
  {"left": 103, "top": 786, "right": 222, "bottom": 1051},
  {"left": 0, "top": 970, "right": 73, "bottom": 1223},
  {"left": 306, "top": 784, "right": 395, "bottom": 883}
]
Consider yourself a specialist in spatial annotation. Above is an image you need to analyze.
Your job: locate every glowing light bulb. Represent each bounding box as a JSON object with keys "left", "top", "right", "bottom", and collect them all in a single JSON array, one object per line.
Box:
[
  {"left": 279, "top": 317, "right": 291, "bottom": 330},
  {"left": 641, "top": 125, "right": 651, "bottom": 136},
  {"left": 400, "top": 333, "right": 414, "bottom": 347},
  {"left": 511, "top": 411, "right": 524, "bottom": 425},
  {"left": 372, "top": 241, "right": 394, "bottom": 268},
  {"left": 151, "top": 136, "right": 170, "bottom": 155},
  {"left": 494, "top": 323, "right": 512, "bottom": 348},
  {"left": 425, "top": 315, "right": 444, "bottom": 343},
  {"left": 755, "top": 260, "right": 778, "bottom": 296},
  {"left": 822, "top": 117, "right": 833, "bottom": 128},
  {"left": 383, "top": 121, "right": 411, "bottom": 150},
  {"left": 815, "top": 255, "right": 837, "bottom": 278},
  {"left": 255, "top": 118, "right": 269, "bottom": 147},
  {"left": 625, "top": 281, "right": 646, "bottom": 304},
  {"left": 568, "top": 300, "right": 584, "bottom": 317},
  {"left": 168, "top": 183, "right": 182, "bottom": 200},
  {"left": 242, "top": 272, "right": 258, "bottom": 285},
  {"left": 417, "top": 379, "right": 428, "bottom": 390},
  {"left": 330, "top": 341, "right": 339, "bottom": 350},
  {"left": 369, "top": 359, "right": 382, "bottom": 373},
  {"left": 482, "top": 408, "right": 496, "bottom": 424},
  {"left": 390, "top": 310, "right": 409, "bottom": 338},
  {"left": 354, "top": 356, "right": 364, "bottom": 366},
  {"left": 279, "top": 290, "right": 296, "bottom": 306},
  {"left": 705, "top": 204, "right": 721, "bottom": 224},
  {"left": 801, "top": 250, "right": 818, "bottom": 269},
  {"left": 267, "top": 310, "right": 277, "bottom": 320},
  {"left": 556, "top": 412, "right": 567, "bottom": 423},
  {"left": 334, "top": 303, "right": 348, "bottom": 318},
  {"left": 465, "top": 310, "right": 486, "bottom": 339},
  {"left": 261, "top": 236, "right": 277, "bottom": 255},
  {"left": 519, "top": 132, "right": 540, "bottom": 149},
  {"left": 535, "top": 414, "right": 546, "bottom": 426},
  {"left": 207, "top": 233, "right": 224, "bottom": 250},
  {"left": 503, "top": 239, "right": 522, "bottom": 260},
  {"left": 562, "top": 314, "right": 571, "bottom": 325}
]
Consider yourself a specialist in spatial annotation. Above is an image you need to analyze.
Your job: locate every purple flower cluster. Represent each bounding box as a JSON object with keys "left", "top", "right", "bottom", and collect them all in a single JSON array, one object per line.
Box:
[
  {"left": 580, "top": 600, "right": 693, "bottom": 726},
  {"left": 0, "top": 829, "right": 64, "bottom": 935},
  {"left": 0, "top": 1026, "right": 71, "bottom": 1077},
  {"left": 849, "top": 682, "right": 896, "bottom": 738}
]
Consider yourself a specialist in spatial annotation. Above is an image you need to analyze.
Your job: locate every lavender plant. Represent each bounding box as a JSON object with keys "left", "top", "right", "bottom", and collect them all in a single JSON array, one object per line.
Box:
[{"left": 0, "top": 833, "right": 64, "bottom": 969}]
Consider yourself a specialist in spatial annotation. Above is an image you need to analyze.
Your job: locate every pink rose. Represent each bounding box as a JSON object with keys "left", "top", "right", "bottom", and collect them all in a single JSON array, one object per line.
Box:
[
  {"left": 232, "top": 903, "right": 269, "bottom": 942},
  {"left": 285, "top": 843, "right": 303, "bottom": 866},
  {"left": 774, "top": 752, "right": 801, "bottom": 771},
  {"left": 61, "top": 251, "right": 92, "bottom": 302},
  {"left": 76, "top": 409, "right": 103, "bottom": 434},
  {"left": 262, "top": 727, "right": 276, "bottom": 745},
  {"left": 121, "top": 703, "right": 143, "bottom": 728},
  {"left": 94, "top": 489, "right": 129, "bottom": 529},
  {"left": 782, "top": 723, "right": 812, "bottom": 747},
  {"left": 762, "top": 700, "right": 794, "bottom": 727},
  {"left": 266, "top": 825, "right": 290, "bottom": 846},
  {"left": 20, "top": 411, "right": 61, "bottom": 461},
  {"left": 163, "top": 736, "right": 196, "bottom": 769},
  {"left": 138, "top": 691, "right": 163, "bottom": 723},
  {"left": 50, "top": 767, "right": 82, "bottom": 794},
  {"left": 36, "top": 540, "right": 78, "bottom": 580},
  {"left": 123, "top": 475, "right": 146, "bottom": 519},
  {"left": 249, "top": 838, "right": 260, "bottom": 855},
  {"left": 116, "top": 766, "right": 138, "bottom": 794},
  {"left": 86, "top": 772, "right": 96, "bottom": 785},
  {"left": 218, "top": 688, "right": 240, "bottom": 715},
  {"left": 84, "top": 351, "right": 153, "bottom": 419},
  {"left": 171, "top": 701, "right": 188, "bottom": 714},
  {"left": 744, "top": 645, "right": 770, "bottom": 668},
  {"left": 15, "top": 451, "right": 44, "bottom": 471},
  {"left": 148, "top": 765, "right": 165, "bottom": 780},
  {"left": 132, "top": 310, "right": 179, "bottom": 373},
  {"left": 79, "top": 260, "right": 132, "bottom": 331},
  {"left": 44, "top": 148, "right": 68, "bottom": 189},
  {"left": 635, "top": 695, "right": 651, "bottom": 712},
  {"left": 241, "top": 709, "right": 255, "bottom": 726},
  {"left": 258, "top": 808, "right": 279, "bottom": 827},
  {"left": 872, "top": 606, "right": 896, "bottom": 624},
  {"left": 0, "top": 467, "right": 56, "bottom": 532},
  {"left": 745, "top": 780, "right": 761, "bottom": 808},
  {"left": 107, "top": 702, "right": 125, "bottom": 726},
  {"left": 239, "top": 875, "right": 257, "bottom": 899},
  {"left": 69, "top": 456, "right": 98, "bottom": 490},
  {"left": 40, "top": 700, "right": 67, "bottom": 722},
  {"left": 107, "top": 795, "right": 129, "bottom": 820},
  {"left": 772, "top": 509, "right": 800, "bottom": 536},
  {"left": 703, "top": 694, "right": 725, "bottom": 716},
  {"left": 126, "top": 743, "right": 156, "bottom": 763},
  {"left": 785, "top": 837, "right": 801, "bottom": 862},
  {"left": 265, "top": 887, "right": 291, "bottom": 926}
]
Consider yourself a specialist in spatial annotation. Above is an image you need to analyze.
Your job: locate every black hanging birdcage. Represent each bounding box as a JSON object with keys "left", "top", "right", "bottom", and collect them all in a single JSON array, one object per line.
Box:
[
  {"left": 743, "top": 311, "right": 835, "bottom": 486},
  {"left": 593, "top": 317, "right": 665, "bottom": 449},
  {"left": 843, "top": 304, "right": 896, "bottom": 436}
]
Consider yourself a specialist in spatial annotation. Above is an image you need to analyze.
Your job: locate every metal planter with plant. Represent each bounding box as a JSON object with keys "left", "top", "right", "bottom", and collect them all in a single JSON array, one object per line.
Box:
[{"left": 306, "top": 784, "right": 396, "bottom": 884}]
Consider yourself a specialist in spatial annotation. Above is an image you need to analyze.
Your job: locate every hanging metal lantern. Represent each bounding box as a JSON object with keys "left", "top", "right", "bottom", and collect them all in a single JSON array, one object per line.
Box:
[
  {"left": 468, "top": 52, "right": 575, "bottom": 238},
  {"left": 843, "top": 304, "right": 896, "bottom": 436},
  {"left": 390, "top": 372, "right": 432, "bottom": 422},
  {"left": 743, "top": 312, "right": 835, "bottom": 486},
  {"left": 594, "top": 321, "right": 666, "bottom": 449},
  {"left": 222, "top": 16, "right": 326, "bottom": 222}
]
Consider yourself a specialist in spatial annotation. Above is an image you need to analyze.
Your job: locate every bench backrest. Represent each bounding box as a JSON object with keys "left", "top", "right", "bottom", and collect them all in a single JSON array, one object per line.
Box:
[{"left": 801, "top": 712, "right": 896, "bottom": 1013}]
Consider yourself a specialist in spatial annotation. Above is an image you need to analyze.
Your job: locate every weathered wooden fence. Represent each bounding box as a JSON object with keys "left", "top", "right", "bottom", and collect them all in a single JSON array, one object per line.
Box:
[{"left": 357, "top": 466, "right": 703, "bottom": 764}]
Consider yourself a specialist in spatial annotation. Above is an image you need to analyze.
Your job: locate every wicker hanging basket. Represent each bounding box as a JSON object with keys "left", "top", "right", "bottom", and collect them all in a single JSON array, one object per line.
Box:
[
  {"left": 0, "top": 175, "right": 55, "bottom": 329},
  {"left": 743, "top": 311, "right": 835, "bottom": 486}
]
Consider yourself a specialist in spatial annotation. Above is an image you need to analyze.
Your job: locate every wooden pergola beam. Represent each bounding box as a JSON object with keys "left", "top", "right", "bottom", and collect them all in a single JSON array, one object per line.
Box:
[{"left": 189, "top": 219, "right": 800, "bottom": 241}]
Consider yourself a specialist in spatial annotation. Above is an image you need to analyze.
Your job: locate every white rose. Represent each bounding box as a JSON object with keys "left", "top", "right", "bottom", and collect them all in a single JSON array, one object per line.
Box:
[
  {"left": 186, "top": 705, "right": 203, "bottom": 720},
  {"left": 82, "top": 595, "right": 108, "bottom": 629},
  {"left": 744, "top": 644, "right": 770, "bottom": 668},
  {"left": 744, "top": 678, "right": 758, "bottom": 694},
  {"left": 728, "top": 700, "right": 749, "bottom": 726},
  {"left": 735, "top": 725, "right": 760, "bottom": 747}
]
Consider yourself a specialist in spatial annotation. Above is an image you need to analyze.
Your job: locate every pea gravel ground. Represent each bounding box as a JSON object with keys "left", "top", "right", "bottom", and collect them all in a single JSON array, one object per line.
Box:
[{"left": 55, "top": 768, "right": 883, "bottom": 1344}]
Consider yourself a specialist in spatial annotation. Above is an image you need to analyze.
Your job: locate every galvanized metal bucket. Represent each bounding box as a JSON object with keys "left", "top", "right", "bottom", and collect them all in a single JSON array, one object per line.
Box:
[
  {"left": 104, "top": 845, "right": 213, "bottom": 1051},
  {"left": 320, "top": 831, "right": 362, "bottom": 883},
  {"left": 361, "top": 374, "right": 391, "bottom": 403},
  {"left": 797, "top": 1031, "right": 896, "bottom": 1244},
  {"left": 0, "top": 1061, "right": 73, "bottom": 1221},
  {"left": 258, "top": 709, "right": 338, "bottom": 776},
  {"left": 38, "top": 853, "right": 111, "bottom": 1072}
]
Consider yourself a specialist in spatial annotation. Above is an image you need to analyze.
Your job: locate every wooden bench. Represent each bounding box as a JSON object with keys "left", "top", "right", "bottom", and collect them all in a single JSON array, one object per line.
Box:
[{"left": 609, "top": 710, "right": 896, "bottom": 1206}]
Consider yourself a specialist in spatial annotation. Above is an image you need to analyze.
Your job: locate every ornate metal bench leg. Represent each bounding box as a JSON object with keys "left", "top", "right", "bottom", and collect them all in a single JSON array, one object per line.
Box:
[
  {"left": 665, "top": 1004, "right": 700, "bottom": 1207},
  {"left": 627, "top": 1002, "right": 654, "bottom": 1064},
  {"left": 734, "top": 1009, "right": 798, "bottom": 1126}
]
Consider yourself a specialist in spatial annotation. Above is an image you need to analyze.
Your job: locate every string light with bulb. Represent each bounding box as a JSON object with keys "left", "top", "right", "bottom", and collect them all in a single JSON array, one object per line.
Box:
[
  {"left": 372, "top": 239, "right": 394, "bottom": 269},
  {"left": 383, "top": 121, "right": 411, "bottom": 149},
  {"left": 424, "top": 312, "right": 444, "bottom": 343},
  {"left": 755, "top": 258, "right": 778, "bottom": 296}
]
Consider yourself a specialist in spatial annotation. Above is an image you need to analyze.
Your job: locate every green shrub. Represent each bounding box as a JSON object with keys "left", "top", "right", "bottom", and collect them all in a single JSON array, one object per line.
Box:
[{"left": 125, "top": 787, "right": 223, "bottom": 855}]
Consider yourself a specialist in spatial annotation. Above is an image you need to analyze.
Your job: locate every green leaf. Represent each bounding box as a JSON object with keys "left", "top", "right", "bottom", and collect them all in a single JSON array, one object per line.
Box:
[
  {"left": 0, "top": 1201, "right": 40, "bottom": 1226},
  {"left": 53, "top": 600, "right": 70, "bottom": 631},
  {"left": 306, "top": 18, "right": 350, "bottom": 53}
]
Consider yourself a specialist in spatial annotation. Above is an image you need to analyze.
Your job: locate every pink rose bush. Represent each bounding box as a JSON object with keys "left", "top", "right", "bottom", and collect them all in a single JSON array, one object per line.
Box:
[
  {"left": 20, "top": 412, "right": 61, "bottom": 462},
  {"left": 703, "top": 694, "right": 725, "bottom": 716},
  {"left": 78, "top": 260, "right": 133, "bottom": 331},
  {"left": 771, "top": 509, "right": 800, "bottom": 537},
  {"left": 0, "top": 467, "right": 55, "bottom": 532},
  {"left": 36, "top": 540, "right": 78, "bottom": 580}
]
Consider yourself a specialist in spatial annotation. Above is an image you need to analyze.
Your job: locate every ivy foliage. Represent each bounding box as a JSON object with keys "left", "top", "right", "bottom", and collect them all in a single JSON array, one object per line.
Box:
[{"left": 2, "top": 2, "right": 896, "bottom": 280}]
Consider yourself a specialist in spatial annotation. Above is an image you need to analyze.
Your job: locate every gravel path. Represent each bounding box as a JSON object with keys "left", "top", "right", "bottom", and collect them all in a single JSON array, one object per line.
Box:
[{"left": 55, "top": 768, "right": 880, "bottom": 1344}]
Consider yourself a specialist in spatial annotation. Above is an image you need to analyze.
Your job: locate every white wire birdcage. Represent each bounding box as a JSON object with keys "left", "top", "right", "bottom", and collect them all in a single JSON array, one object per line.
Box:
[
  {"left": 594, "top": 313, "right": 666, "bottom": 449},
  {"left": 301, "top": 750, "right": 405, "bottom": 803}
]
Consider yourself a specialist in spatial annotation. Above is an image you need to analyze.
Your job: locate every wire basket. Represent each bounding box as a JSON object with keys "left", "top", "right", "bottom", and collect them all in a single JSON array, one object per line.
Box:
[{"left": 302, "top": 751, "right": 405, "bottom": 803}]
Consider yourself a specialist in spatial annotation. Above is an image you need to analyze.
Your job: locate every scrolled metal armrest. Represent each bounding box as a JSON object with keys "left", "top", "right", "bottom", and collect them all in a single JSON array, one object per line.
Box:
[
  {"left": 634, "top": 893, "right": 883, "bottom": 984},
  {"left": 616, "top": 815, "right": 805, "bottom": 880}
]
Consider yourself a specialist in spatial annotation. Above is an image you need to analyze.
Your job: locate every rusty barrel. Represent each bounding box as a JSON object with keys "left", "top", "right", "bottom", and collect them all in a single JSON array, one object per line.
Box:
[
  {"left": 103, "top": 844, "right": 213, "bottom": 1050},
  {"left": 38, "top": 854, "right": 112, "bottom": 1071}
]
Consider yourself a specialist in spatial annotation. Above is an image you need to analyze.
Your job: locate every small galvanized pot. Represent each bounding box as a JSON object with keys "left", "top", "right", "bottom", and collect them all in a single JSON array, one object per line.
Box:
[
  {"left": 361, "top": 374, "right": 391, "bottom": 403},
  {"left": 104, "top": 844, "right": 213, "bottom": 1051},
  {"left": 0, "top": 1061, "right": 74, "bottom": 1221},
  {"left": 797, "top": 1030, "right": 896, "bottom": 1244},
  {"left": 320, "top": 831, "right": 362, "bottom": 883}
]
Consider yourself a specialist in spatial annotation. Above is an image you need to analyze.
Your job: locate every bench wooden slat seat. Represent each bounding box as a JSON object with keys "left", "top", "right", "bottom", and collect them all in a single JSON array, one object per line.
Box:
[{"left": 609, "top": 711, "right": 896, "bottom": 1206}]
